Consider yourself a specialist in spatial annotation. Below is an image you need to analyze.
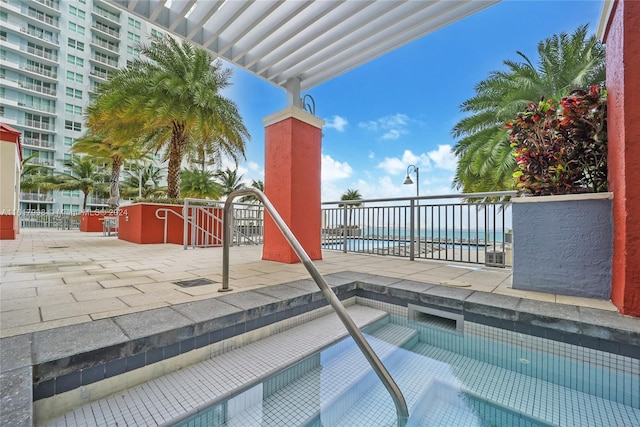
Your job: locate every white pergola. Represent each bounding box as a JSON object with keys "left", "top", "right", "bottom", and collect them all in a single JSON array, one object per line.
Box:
[{"left": 107, "top": 0, "right": 499, "bottom": 104}]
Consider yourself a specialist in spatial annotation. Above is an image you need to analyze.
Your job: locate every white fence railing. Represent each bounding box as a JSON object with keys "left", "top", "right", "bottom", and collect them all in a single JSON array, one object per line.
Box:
[{"left": 182, "top": 199, "right": 264, "bottom": 249}]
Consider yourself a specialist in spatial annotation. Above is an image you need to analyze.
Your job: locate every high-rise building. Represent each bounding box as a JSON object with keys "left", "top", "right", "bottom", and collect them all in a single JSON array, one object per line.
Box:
[{"left": 1, "top": 0, "right": 165, "bottom": 213}]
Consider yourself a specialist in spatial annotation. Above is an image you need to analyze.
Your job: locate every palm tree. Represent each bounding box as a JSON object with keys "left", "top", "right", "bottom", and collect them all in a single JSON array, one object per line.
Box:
[
  {"left": 339, "top": 188, "right": 363, "bottom": 228},
  {"left": 216, "top": 168, "right": 245, "bottom": 196},
  {"left": 186, "top": 131, "right": 246, "bottom": 173},
  {"left": 452, "top": 25, "right": 605, "bottom": 192},
  {"left": 87, "top": 36, "right": 250, "bottom": 199},
  {"left": 20, "top": 153, "right": 52, "bottom": 193},
  {"left": 240, "top": 179, "right": 265, "bottom": 203},
  {"left": 121, "top": 164, "right": 166, "bottom": 199},
  {"left": 71, "top": 133, "right": 147, "bottom": 209},
  {"left": 44, "top": 157, "right": 108, "bottom": 211},
  {"left": 180, "top": 168, "right": 223, "bottom": 199}
]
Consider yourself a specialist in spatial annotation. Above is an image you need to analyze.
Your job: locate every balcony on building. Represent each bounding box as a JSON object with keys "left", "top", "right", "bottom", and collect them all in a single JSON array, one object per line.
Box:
[
  {"left": 15, "top": 99, "right": 57, "bottom": 117},
  {"left": 89, "top": 67, "right": 110, "bottom": 81},
  {"left": 16, "top": 81, "right": 57, "bottom": 99},
  {"left": 91, "top": 4, "right": 121, "bottom": 26},
  {"left": 90, "top": 52, "right": 119, "bottom": 70},
  {"left": 21, "top": 44, "right": 59, "bottom": 66},
  {"left": 21, "top": 5, "right": 60, "bottom": 31},
  {"left": 88, "top": 82, "right": 102, "bottom": 95},
  {"left": 91, "top": 21, "right": 121, "bottom": 42},
  {"left": 87, "top": 197, "right": 109, "bottom": 207},
  {"left": 90, "top": 36, "right": 119, "bottom": 55},
  {"left": 21, "top": 62, "right": 58, "bottom": 82},
  {"left": 32, "top": 0, "right": 61, "bottom": 15},
  {"left": 19, "top": 26, "right": 60, "bottom": 49},
  {"left": 20, "top": 192, "right": 54, "bottom": 203},
  {"left": 20, "top": 119, "right": 56, "bottom": 134},
  {"left": 2, "top": 54, "right": 59, "bottom": 82},
  {"left": 22, "top": 137, "right": 56, "bottom": 151}
]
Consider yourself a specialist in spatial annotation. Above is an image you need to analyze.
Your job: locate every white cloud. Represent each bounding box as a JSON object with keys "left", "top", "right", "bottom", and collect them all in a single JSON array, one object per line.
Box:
[
  {"left": 368, "top": 151, "right": 375, "bottom": 159},
  {"left": 377, "top": 150, "right": 431, "bottom": 175},
  {"left": 322, "top": 154, "right": 352, "bottom": 182},
  {"left": 382, "top": 129, "right": 401, "bottom": 140},
  {"left": 324, "top": 115, "right": 348, "bottom": 132},
  {"left": 246, "top": 161, "right": 260, "bottom": 171},
  {"left": 379, "top": 113, "right": 409, "bottom": 128},
  {"left": 377, "top": 157, "right": 406, "bottom": 176},
  {"left": 358, "top": 113, "right": 412, "bottom": 140},
  {"left": 359, "top": 120, "right": 378, "bottom": 131},
  {"left": 427, "top": 144, "right": 457, "bottom": 171}
]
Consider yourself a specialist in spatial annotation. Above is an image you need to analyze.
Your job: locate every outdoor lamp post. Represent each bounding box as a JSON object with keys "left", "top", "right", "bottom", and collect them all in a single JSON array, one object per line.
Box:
[
  {"left": 403, "top": 165, "right": 419, "bottom": 197},
  {"left": 403, "top": 165, "right": 419, "bottom": 260}
]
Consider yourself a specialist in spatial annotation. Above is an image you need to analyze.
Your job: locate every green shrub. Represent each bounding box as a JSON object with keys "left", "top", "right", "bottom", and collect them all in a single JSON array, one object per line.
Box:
[{"left": 508, "top": 86, "right": 607, "bottom": 196}]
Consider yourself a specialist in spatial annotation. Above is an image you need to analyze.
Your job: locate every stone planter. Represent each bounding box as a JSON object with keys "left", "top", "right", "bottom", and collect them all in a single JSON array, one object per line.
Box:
[{"left": 512, "top": 193, "right": 613, "bottom": 299}]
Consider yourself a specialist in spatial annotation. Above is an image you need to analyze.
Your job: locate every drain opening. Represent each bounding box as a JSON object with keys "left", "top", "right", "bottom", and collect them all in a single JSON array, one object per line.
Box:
[
  {"left": 408, "top": 304, "right": 464, "bottom": 332},
  {"left": 174, "top": 278, "right": 217, "bottom": 288}
]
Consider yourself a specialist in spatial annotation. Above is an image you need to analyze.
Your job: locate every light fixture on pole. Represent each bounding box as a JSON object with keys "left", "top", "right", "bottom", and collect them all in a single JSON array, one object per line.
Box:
[
  {"left": 403, "top": 164, "right": 420, "bottom": 261},
  {"left": 403, "top": 165, "right": 419, "bottom": 197},
  {"left": 138, "top": 166, "right": 143, "bottom": 198}
]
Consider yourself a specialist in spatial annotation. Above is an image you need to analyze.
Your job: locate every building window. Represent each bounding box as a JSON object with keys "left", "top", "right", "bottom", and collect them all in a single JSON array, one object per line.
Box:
[
  {"left": 65, "top": 103, "right": 82, "bottom": 115},
  {"left": 67, "top": 54, "right": 84, "bottom": 67},
  {"left": 66, "top": 71, "right": 83, "bottom": 83},
  {"left": 127, "top": 32, "right": 140, "bottom": 43},
  {"left": 151, "top": 28, "right": 164, "bottom": 40},
  {"left": 128, "top": 17, "right": 141, "bottom": 29},
  {"left": 68, "top": 22, "right": 85, "bottom": 36},
  {"left": 65, "top": 87, "right": 82, "bottom": 99},
  {"left": 68, "top": 38, "right": 85, "bottom": 51},
  {"left": 64, "top": 137, "right": 74, "bottom": 147},
  {"left": 69, "top": 5, "right": 85, "bottom": 19},
  {"left": 65, "top": 120, "right": 81, "bottom": 132}
]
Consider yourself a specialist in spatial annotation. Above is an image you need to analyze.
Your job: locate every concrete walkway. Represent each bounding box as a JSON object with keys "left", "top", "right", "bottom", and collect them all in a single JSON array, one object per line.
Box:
[{"left": 0, "top": 229, "right": 617, "bottom": 338}]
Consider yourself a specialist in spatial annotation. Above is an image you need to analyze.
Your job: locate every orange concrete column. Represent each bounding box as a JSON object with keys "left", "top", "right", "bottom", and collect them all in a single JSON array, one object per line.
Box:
[
  {"left": 602, "top": 0, "right": 640, "bottom": 316},
  {"left": 263, "top": 106, "right": 324, "bottom": 263},
  {"left": 0, "top": 123, "right": 22, "bottom": 240}
]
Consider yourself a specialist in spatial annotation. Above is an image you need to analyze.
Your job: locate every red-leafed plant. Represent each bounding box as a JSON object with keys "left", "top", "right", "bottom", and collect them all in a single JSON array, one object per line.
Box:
[{"left": 508, "top": 85, "right": 607, "bottom": 196}]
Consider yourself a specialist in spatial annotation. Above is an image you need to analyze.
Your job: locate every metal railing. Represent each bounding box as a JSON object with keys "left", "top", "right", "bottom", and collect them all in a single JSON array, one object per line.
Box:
[
  {"left": 155, "top": 208, "right": 184, "bottom": 244},
  {"left": 182, "top": 199, "right": 264, "bottom": 249},
  {"left": 182, "top": 199, "right": 223, "bottom": 249},
  {"left": 221, "top": 188, "right": 409, "bottom": 426},
  {"left": 19, "top": 211, "right": 79, "bottom": 229},
  {"left": 322, "top": 191, "right": 516, "bottom": 267}
]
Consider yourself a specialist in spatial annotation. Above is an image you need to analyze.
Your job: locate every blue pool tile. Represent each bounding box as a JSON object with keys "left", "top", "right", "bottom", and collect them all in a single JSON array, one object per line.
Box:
[
  {"left": 81, "top": 364, "right": 105, "bottom": 385},
  {"left": 599, "top": 339, "right": 620, "bottom": 354},
  {"left": 195, "top": 333, "right": 209, "bottom": 349},
  {"left": 56, "top": 371, "right": 81, "bottom": 394},
  {"left": 180, "top": 338, "right": 195, "bottom": 354},
  {"left": 126, "top": 353, "right": 145, "bottom": 371},
  {"left": 221, "top": 325, "right": 235, "bottom": 340},
  {"left": 33, "top": 379, "right": 54, "bottom": 400},
  {"left": 105, "top": 358, "right": 126, "bottom": 378},
  {"left": 164, "top": 342, "right": 180, "bottom": 359},
  {"left": 146, "top": 347, "right": 164, "bottom": 364}
]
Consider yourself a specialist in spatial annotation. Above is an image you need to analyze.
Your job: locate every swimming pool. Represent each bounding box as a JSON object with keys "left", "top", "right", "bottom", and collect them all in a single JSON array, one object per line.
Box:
[{"left": 173, "top": 304, "right": 639, "bottom": 427}]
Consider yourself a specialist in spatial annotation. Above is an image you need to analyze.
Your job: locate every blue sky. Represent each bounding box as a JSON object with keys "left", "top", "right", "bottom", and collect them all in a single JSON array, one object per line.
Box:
[{"left": 222, "top": 0, "right": 604, "bottom": 202}]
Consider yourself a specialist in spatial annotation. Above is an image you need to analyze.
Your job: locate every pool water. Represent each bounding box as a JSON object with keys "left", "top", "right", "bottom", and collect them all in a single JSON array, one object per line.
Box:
[{"left": 174, "top": 314, "right": 639, "bottom": 427}]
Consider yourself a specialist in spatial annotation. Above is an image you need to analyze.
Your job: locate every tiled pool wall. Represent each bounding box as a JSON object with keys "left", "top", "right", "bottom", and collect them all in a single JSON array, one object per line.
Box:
[
  {"left": 357, "top": 298, "right": 640, "bottom": 409},
  {"left": 2, "top": 273, "right": 639, "bottom": 425}
]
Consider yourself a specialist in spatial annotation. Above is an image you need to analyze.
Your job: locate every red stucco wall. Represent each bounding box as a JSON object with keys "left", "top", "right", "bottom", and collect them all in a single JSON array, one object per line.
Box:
[
  {"left": 80, "top": 212, "right": 112, "bottom": 232},
  {"left": 263, "top": 114, "right": 322, "bottom": 263},
  {"left": 604, "top": 0, "right": 640, "bottom": 316}
]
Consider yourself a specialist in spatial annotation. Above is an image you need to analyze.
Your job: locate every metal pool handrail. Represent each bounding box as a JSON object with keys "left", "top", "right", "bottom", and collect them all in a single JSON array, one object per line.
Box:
[{"left": 222, "top": 188, "right": 409, "bottom": 427}]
